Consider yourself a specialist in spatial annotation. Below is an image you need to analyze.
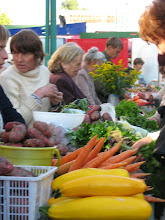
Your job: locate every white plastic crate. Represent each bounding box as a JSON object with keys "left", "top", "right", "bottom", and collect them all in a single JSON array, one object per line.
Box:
[{"left": 0, "top": 165, "right": 58, "bottom": 220}]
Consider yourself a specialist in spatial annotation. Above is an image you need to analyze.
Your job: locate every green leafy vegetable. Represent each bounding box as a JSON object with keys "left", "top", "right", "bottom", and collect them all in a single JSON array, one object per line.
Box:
[
  {"left": 115, "top": 100, "right": 159, "bottom": 132},
  {"left": 61, "top": 98, "right": 89, "bottom": 112},
  {"left": 67, "top": 120, "right": 140, "bottom": 150}
]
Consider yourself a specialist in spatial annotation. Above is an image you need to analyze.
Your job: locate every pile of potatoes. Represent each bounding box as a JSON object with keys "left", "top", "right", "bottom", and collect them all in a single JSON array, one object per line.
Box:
[
  {"left": 83, "top": 105, "right": 113, "bottom": 124},
  {"left": 1, "top": 121, "right": 56, "bottom": 148}
]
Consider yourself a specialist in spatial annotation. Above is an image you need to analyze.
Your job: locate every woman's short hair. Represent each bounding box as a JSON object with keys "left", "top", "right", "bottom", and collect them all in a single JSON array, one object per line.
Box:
[
  {"left": 10, "top": 29, "right": 45, "bottom": 64},
  {"left": 138, "top": 0, "right": 165, "bottom": 43},
  {"left": 83, "top": 47, "right": 105, "bottom": 64},
  {"left": 48, "top": 42, "right": 84, "bottom": 73},
  {"left": 0, "top": 24, "right": 10, "bottom": 42}
]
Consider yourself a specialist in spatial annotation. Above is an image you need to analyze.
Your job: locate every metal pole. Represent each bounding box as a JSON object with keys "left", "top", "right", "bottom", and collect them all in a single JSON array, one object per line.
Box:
[
  {"left": 45, "top": 0, "right": 50, "bottom": 66},
  {"left": 50, "top": 0, "right": 56, "bottom": 54}
]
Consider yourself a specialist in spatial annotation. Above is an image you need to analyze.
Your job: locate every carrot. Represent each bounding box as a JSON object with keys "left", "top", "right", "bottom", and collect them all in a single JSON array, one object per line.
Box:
[
  {"left": 59, "top": 147, "right": 83, "bottom": 166},
  {"left": 82, "top": 141, "right": 122, "bottom": 168},
  {"left": 99, "top": 148, "right": 138, "bottom": 167},
  {"left": 101, "top": 161, "right": 128, "bottom": 169},
  {"left": 68, "top": 135, "right": 98, "bottom": 172},
  {"left": 94, "top": 138, "right": 101, "bottom": 146},
  {"left": 144, "top": 195, "right": 165, "bottom": 203},
  {"left": 130, "top": 173, "right": 151, "bottom": 179},
  {"left": 57, "top": 160, "right": 75, "bottom": 175},
  {"left": 124, "top": 161, "right": 145, "bottom": 173},
  {"left": 52, "top": 158, "right": 58, "bottom": 166},
  {"left": 99, "top": 155, "right": 137, "bottom": 168},
  {"left": 122, "top": 156, "right": 137, "bottom": 164},
  {"left": 84, "top": 137, "right": 105, "bottom": 164}
]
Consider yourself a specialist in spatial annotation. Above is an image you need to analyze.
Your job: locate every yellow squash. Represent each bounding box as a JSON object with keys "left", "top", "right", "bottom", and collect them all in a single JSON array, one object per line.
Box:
[
  {"left": 52, "top": 168, "right": 129, "bottom": 190},
  {"left": 133, "top": 193, "right": 145, "bottom": 200},
  {"left": 48, "top": 196, "right": 70, "bottom": 205},
  {"left": 48, "top": 196, "right": 152, "bottom": 220},
  {"left": 59, "top": 175, "right": 146, "bottom": 197}
]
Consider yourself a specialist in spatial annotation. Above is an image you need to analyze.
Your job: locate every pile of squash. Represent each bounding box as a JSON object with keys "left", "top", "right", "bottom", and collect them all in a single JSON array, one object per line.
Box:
[{"left": 46, "top": 168, "right": 152, "bottom": 219}]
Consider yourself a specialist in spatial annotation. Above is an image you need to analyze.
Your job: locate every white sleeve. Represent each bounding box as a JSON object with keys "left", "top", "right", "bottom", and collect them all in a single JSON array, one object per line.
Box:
[{"left": 147, "top": 131, "right": 160, "bottom": 141}]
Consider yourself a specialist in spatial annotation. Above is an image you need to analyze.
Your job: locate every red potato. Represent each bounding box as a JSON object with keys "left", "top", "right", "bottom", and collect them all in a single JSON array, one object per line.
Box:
[
  {"left": 1, "top": 131, "right": 10, "bottom": 143},
  {"left": 4, "top": 121, "right": 23, "bottom": 132},
  {"left": 9, "top": 124, "right": 27, "bottom": 143},
  {"left": 23, "top": 138, "right": 45, "bottom": 148},
  {"left": 27, "top": 127, "right": 49, "bottom": 146},
  {"left": 33, "top": 121, "right": 52, "bottom": 138},
  {"left": 0, "top": 156, "right": 14, "bottom": 175},
  {"left": 102, "top": 112, "right": 112, "bottom": 121},
  {"left": 83, "top": 114, "right": 91, "bottom": 124},
  {"left": 2, "top": 142, "right": 23, "bottom": 147},
  {"left": 47, "top": 136, "right": 56, "bottom": 147},
  {"left": 6, "top": 167, "right": 37, "bottom": 177},
  {"left": 85, "top": 105, "right": 101, "bottom": 115},
  {"left": 90, "top": 111, "right": 100, "bottom": 121}
]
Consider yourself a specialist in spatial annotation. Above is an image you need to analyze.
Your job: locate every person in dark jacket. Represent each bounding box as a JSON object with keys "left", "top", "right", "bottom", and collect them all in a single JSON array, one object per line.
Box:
[
  {"left": 0, "top": 24, "right": 26, "bottom": 127},
  {"left": 48, "top": 42, "right": 86, "bottom": 105}
]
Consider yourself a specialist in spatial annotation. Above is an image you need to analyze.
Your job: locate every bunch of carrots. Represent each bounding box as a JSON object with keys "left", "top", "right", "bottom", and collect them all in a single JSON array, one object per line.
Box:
[
  {"left": 54, "top": 135, "right": 145, "bottom": 176},
  {"left": 52, "top": 135, "right": 165, "bottom": 203}
]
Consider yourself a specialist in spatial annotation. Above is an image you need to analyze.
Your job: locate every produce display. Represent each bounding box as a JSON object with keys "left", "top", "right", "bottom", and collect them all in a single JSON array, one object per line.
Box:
[
  {"left": 1, "top": 121, "right": 56, "bottom": 148},
  {"left": 1, "top": 96, "right": 165, "bottom": 219},
  {"left": 40, "top": 167, "right": 153, "bottom": 219}
]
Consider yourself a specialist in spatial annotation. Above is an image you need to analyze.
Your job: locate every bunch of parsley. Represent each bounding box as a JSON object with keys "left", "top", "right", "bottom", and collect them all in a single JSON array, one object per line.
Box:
[{"left": 115, "top": 100, "right": 159, "bottom": 132}]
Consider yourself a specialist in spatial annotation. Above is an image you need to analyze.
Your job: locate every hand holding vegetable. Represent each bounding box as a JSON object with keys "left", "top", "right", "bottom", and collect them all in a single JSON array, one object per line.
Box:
[{"left": 132, "top": 136, "right": 153, "bottom": 150}]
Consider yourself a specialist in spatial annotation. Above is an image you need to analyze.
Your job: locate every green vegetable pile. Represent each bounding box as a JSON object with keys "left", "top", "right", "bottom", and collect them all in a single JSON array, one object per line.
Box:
[
  {"left": 67, "top": 120, "right": 140, "bottom": 150},
  {"left": 61, "top": 98, "right": 89, "bottom": 112},
  {"left": 115, "top": 100, "right": 159, "bottom": 132}
]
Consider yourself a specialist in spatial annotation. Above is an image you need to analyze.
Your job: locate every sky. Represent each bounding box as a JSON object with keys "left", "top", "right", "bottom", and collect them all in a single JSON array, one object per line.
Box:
[{"left": 0, "top": 0, "right": 153, "bottom": 26}]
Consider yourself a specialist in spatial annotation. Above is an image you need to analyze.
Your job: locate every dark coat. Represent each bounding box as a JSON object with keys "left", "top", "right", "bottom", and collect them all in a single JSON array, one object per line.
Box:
[
  {"left": 50, "top": 72, "right": 86, "bottom": 105},
  {"left": 102, "top": 51, "right": 113, "bottom": 63},
  {"left": 0, "top": 86, "right": 26, "bottom": 126}
]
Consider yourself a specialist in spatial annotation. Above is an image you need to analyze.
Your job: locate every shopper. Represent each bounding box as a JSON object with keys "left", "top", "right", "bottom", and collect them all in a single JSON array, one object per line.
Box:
[{"left": 133, "top": 58, "right": 147, "bottom": 87}]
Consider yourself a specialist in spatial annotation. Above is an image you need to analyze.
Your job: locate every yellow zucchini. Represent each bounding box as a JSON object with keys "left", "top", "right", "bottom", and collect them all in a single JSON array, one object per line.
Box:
[
  {"left": 60, "top": 175, "right": 146, "bottom": 197},
  {"left": 133, "top": 193, "right": 145, "bottom": 200},
  {"left": 48, "top": 196, "right": 152, "bottom": 219},
  {"left": 48, "top": 196, "right": 70, "bottom": 205},
  {"left": 52, "top": 168, "right": 129, "bottom": 190}
]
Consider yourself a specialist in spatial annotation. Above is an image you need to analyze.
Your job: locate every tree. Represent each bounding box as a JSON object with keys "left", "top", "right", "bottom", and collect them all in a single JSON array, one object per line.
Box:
[
  {"left": 0, "top": 10, "right": 12, "bottom": 25},
  {"left": 61, "top": 0, "right": 79, "bottom": 10}
]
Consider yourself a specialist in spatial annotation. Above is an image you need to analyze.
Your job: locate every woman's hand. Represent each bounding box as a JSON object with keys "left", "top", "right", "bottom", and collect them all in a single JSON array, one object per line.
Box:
[
  {"left": 50, "top": 91, "right": 63, "bottom": 106},
  {"left": 132, "top": 136, "right": 153, "bottom": 150},
  {"left": 147, "top": 116, "right": 159, "bottom": 124},
  {"left": 33, "top": 83, "right": 63, "bottom": 104}
]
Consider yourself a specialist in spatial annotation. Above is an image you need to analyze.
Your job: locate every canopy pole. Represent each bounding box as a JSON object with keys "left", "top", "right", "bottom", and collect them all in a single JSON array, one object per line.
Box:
[{"left": 45, "top": 0, "right": 56, "bottom": 66}]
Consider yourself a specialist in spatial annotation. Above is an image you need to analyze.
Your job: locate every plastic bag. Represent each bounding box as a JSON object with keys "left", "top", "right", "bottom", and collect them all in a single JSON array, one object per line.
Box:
[{"left": 100, "top": 103, "right": 116, "bottom": 121}]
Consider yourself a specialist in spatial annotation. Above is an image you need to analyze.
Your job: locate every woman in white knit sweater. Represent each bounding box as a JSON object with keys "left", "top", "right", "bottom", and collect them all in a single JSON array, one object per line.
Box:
[{"left": 0, "top": 29, "right": 63, "bottom": 127}]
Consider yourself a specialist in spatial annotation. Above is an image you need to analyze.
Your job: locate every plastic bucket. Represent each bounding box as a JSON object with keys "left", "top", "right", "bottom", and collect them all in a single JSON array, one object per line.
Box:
[{"left": 0, "top": 145, "right": 60, "bottom": 166}]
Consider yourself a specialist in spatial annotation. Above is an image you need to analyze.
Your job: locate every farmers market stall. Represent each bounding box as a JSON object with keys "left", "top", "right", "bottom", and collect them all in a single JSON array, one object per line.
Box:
[{"left": 0, "top": 98, "right": 165, "bottom": 219}]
